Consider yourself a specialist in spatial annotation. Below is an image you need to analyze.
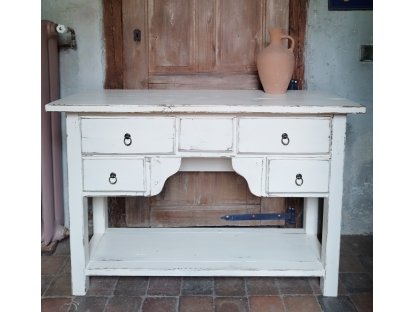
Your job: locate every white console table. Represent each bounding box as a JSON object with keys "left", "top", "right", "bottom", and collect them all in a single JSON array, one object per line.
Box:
[{"left": 46, "top": 90, "right": 365, "bottom": 297}]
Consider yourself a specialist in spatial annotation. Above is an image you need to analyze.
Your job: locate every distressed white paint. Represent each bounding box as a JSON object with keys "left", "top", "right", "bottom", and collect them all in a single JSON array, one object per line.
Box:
[
  {"left": 231, "top": 158, "right": 265, "bottom": 197},
  {"left": 267, "top": 159, "right": 329, "bottom": 194},
  {"left": 179, "top": 117, "right": 234, "bottom": 152},
  {"left": 179, "top": 158, "right": 234, "bottom": 172},
  {"left": 150, "top": 158, "right": 182, "bottom": 195},
  {"left": 304, "top": 197, "right": 319, "bottom": 235},
  {"left": 83, "top": 158, "right": 146, "bottom": 192},
  {"left": 238, "top": 117, "right": 331, "bottom": 154},
  {"left": 48, "top": 90, "right": 365, "bottom": 297},
  {"left": 66, "top": 113, "right": 89, "bottom": 295},
  {"left": 320, "top": 115, "right": 347, "bottom": 296},
  {"left": 92, "top": 197, "right": 108, "bottom": 234},
  {"left": 45, "top": 90, "right": 366, "bottom": 114},
  {"left": 81, "top": 117, "right": 175, "bottom": 154},
  {"left": 86, "top": 228, "right": 324, "bottom": 276}
]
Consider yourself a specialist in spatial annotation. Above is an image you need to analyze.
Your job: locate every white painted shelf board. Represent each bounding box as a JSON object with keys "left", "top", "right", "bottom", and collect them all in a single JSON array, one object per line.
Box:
[
  {"left": 86, "top": 228, "right": 324, "bottom": 276},
  {"left": 45, "top": 90, "right": 366, "bottom": 114}
]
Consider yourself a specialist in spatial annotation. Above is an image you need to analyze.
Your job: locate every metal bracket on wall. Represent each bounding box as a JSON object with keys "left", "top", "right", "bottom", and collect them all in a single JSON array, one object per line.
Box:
[
  {"left": 56, "top": 24, "right": 77, "bottom": 50},
  {"left": 221, "top": 207, "right": 296, "bottom": 225}
]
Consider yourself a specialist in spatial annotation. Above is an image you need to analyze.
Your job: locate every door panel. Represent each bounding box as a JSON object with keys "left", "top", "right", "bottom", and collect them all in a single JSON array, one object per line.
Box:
[
  {"left": 148, "top": 0, "right": 196, "bottom": 73},
  {"left": 103, "top": 0, "right": 308, "bottom": 228}
]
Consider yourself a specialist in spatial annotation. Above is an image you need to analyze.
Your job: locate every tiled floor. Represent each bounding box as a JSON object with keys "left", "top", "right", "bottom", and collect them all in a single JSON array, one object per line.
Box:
[{"left": 41, "top": 235, "right": 372, "bottom": 312}]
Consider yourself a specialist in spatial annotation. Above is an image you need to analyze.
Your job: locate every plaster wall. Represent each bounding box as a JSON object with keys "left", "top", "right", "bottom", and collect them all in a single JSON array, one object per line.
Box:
[
  {"left": 305, "top": 0, "right": 373, "bottom": 234},
  {"left": 41, "top": 0, "right": 105, "bottom": 227},
  {"left": 41, "top": 0, "right": 105, "bottom": 97}
]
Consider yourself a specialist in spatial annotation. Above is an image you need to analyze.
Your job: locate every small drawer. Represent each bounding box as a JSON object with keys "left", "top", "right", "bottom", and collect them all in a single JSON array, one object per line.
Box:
[
  {"left": 238, "top": 117, "right": 331, "bottom": 154},
  {"left": 81, "top": 117, "right": 175, "bottom": 154},
  {"left": 179, "top": 118, "right": 234, "bottom": 152},
  {"left": 267, "top": 159, "right": 329, "bottom": 194},
  {"left": 83, "top": 158, "right": 146, "bottom": 192}
]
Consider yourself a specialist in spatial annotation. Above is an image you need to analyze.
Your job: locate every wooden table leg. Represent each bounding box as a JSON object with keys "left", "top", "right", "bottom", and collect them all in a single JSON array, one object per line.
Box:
[{"left": 320, "top": 115, "right": 347, "bottom": 296}]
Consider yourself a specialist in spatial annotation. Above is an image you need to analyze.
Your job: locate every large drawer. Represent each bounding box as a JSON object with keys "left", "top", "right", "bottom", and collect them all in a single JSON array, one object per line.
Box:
[
  {"left": 238, "top": 117, "right": 331, "bottom": 154},
  {"left": 267, "top": 159, "right": 329, "bottom": 194},
  {"left": 179, "top": 117, "right": 234, "bottom": 152},
  {"left": 83, "top": 158, "right": 146, "bottom": 192},
  {"left": 81, "top": 117, "right": 175, "bottom": 154}
]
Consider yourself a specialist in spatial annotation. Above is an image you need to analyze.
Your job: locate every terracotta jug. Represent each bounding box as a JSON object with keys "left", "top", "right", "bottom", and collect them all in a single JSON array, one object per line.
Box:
[{"left": 257, "top": 28, "right": 295, "bottom": 94}]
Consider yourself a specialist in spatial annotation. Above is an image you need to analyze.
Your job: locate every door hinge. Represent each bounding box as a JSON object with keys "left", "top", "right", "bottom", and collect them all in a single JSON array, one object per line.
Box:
[{"left": 221, "top": 207, "right": 296, "bottom": 225}]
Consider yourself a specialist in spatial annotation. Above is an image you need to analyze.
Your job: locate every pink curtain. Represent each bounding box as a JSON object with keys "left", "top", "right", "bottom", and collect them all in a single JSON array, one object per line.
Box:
[{"left": 41, "top": 20, "right": 67, "bottom": 250}]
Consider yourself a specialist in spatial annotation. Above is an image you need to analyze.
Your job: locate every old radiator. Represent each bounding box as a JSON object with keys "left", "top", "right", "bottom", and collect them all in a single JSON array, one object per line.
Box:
[{"left": 41, "top": 20, "right": 67, "bottom": 252}]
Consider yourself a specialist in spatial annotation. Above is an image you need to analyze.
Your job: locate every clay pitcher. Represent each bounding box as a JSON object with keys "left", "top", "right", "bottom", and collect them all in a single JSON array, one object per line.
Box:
[{"left": 257, "top": 28, "right": 295, "bottom": 94}]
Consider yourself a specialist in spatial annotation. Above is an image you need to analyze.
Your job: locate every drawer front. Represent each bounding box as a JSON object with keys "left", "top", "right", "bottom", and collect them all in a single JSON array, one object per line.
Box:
[
  {"left": 238, "top": 117, "right": 331, "bottom": 154},
  {"left": 81, "top": 117, "right": 175, "bottom": 154},
  {"left": 179, "top": 118, "right": 234, "bottom": 152},
  {"left": 267, "top": 159, "right": 329, "bottom": 193},
  {"left": 83, "top": 158, "right": 146, "bottom": 192}
]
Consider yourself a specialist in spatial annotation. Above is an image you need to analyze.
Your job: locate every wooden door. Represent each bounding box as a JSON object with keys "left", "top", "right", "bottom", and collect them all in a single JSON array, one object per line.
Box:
[{"left": 103, "top": 0, "right": 308, "bottom": 228}]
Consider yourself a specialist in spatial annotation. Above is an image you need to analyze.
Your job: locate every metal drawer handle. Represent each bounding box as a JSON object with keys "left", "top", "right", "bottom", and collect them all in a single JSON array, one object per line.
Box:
[
  {"left": 109, "top": 172, "right": 117, "bottom": 184},
  {"left": 281, "top": 133, "right": 290, "bottom": 145},
  {"left": 295, "top": 174, "right": 303, "bottom": 186},
  {"left": 124, "top": 133, "right": 132, "bottom": 146}
]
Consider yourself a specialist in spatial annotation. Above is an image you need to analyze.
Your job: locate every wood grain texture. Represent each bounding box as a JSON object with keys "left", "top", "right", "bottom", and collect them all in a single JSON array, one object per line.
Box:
[
  {"left": 265, "top": 0, "right": 290, "bottom": 42},
  {"left": 148, "top": 73, "right": 261, "bottom": 89},
  {"left": 148, "top": 0, "right": 196, "bottom": 73},
  {"left": 103, "top": 0, "right": 123, "bottom": 89},
  {"left": 123, "top": 0, "right": 148, "bottom": 89},
  {"left": 101, "top": 0, "right": 305, "bottom": 228},
  {"left": 215, "top": 0, "right": 264, "bottom": 73},
  {"left": 197, "top": 0, "right": 216, "bottom": 72},
  {"left": 289, "top": 0, "right": 309, "bottom": 89},
  {"left": 122, "top": 172, "right": 303, "bottom": 228}
]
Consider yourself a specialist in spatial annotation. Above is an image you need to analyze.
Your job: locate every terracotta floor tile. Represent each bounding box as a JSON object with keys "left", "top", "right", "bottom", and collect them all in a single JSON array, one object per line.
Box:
[
  {"left": 215, "top": 297, "right": 248, "bottom": 312},
  {"left": 182, "top": 277, "right": 214, "bottom": 295},
  {"left": 148, "top": 276, "right": 182, "bottom": 296},
  {"left": 54, "top": 238, "right": 71, "bottom": 255},
  {"left": 41, "top": 275, "right": 54, "bottom": 296},
  {"left": 249, "top": 296, "right": 284, "bottom": 312},
  {"left": 339, "top": 273, "right": 372, "bottom": 293},
  {"left": 357, "top": 255, "right": 373, "bottom": 273},
  {"left": 44, "top": 274, "right": 72, "bottom": 297},
  {"left": 317, "top": 295, "right": 358, "bottom": 312},
  {"left": 341, "top": 235, "right": 373, "bottom": 256},
  {"left": 69, "top": 296, "right": 108, "bottom": 312},
  {"left": 142, "top": 297, "right": 177, "bottom": 312},
  {"left": 276, "top": 277, "right": 313, "bottom": 295},
  {"left": 105, "top": 296, "right": 142, "bottom": 312},
  {"left": 41, "top": 298, "right": 72, "bottom": 312},
  {"left": 114, "top": 276, "right": 148, "bottom": 296},
  {"left": 350, "top": 293, "right": 373, "bottom": 312},
  {"left": 245, "top": 277, "right": 279, "bottom": 295},
  {"left": 179, "top": 296, "right": 214, "bottom": 312},
  {"left": 308, "top": 278, "right": 322, "bottom": 295},
  {"left": 41, "top": 255, "right": 68, "bottom": 275},
  {"left": 62, "top": 259, "right": 71, "bottom": 274},
  {"left": 339, "top": 254, "right": 367, "bottom": 273},
  {"left": 87, "top": 276, "right": 118, "bottom": 296},
  {"left": 283, "top": 295, "right": 322, "bottom": 312},
  {"left": 214, "top": 277, "right": 246, "bottom": 296}
]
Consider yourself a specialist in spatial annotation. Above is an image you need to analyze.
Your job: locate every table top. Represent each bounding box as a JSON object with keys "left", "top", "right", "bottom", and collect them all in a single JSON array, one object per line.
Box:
[{"left": 45, "top": 90, "right": 366, "bottom": 114}]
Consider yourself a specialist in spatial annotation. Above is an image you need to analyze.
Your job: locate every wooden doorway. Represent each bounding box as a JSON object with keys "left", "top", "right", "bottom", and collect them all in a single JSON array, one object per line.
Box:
[{"left": 103, "top": 0, "right": 309, "bottom": 228}]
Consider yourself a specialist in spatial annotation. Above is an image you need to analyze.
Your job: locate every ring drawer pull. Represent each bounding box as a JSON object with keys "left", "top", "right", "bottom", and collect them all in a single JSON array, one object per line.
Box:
[
  {"left": 109, "top": 172, "right": 117, "bottom": 184},
  {"left": 281, "top": 133, "right": 290, "bottom": 145},
  {"left": 124, "top": 133, "right": 132, "bottom": 146},
  {"left": 295, "top": 174, "right": 303, "bottom": 186}
]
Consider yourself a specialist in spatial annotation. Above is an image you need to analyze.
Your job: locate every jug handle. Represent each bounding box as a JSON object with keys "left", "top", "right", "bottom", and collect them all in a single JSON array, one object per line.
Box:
[{"left": 281, "top": 35, "right": 295, "bottom": 52}]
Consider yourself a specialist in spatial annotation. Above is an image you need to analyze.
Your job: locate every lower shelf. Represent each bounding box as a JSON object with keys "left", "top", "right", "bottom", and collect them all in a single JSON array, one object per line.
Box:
[{"left": 86, "top": 228, "right": 324, "bottom": 277}]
